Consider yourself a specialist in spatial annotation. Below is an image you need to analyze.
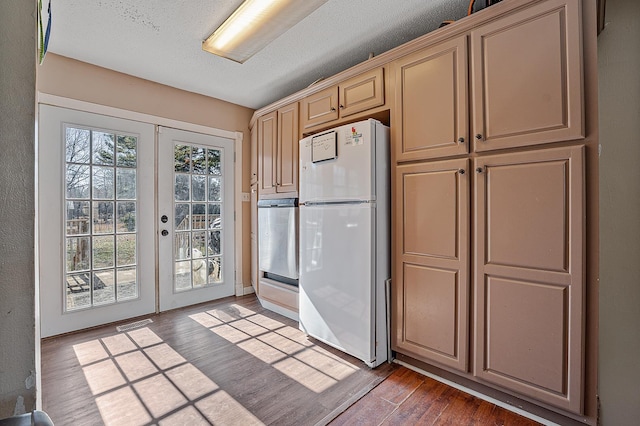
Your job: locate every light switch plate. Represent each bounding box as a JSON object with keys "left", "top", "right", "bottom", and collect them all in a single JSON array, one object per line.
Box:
[{"left": 241, "top": 192, "right": 250, "bottom": 202}]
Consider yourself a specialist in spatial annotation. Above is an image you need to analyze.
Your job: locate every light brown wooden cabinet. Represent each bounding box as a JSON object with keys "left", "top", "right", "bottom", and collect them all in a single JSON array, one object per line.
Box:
[
  {"left": 391, "top": 0, "right": 590, "bottom": 418},
  {"left": 471, "top": 0, "right": 584, "bottom": 151},
  {"left": 257, "top": 111, "right": 276, "bottom": 194},
  {"left": 257, "top": 102, "right": 299, "bottom": 196},
  {"left": 393, "top": 158, "right": 469, "bottom": 372},
  {"left": 301, "top": 67, "right": 384, "bottom": 130},
  {"left": 394, "top": 0, "right": 583, "bottom": 162},
  {"left": 394, "top": 36, "right": 469, "bottom": 162},
  {"left": 473, "top": 145, "right": 585, "bottom": 414}
]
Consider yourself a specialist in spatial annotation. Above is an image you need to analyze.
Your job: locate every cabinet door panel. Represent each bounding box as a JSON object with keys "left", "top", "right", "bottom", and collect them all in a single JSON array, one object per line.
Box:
[
  {"left": 258, "top": 112, "right": 277, "bottom": 195},
  {"left": 339, "top": 67, "right": 385, "bottom": 117},
  {"left": 471, "top": 0, "right": 584, "bottom": 151},
  {"left": 394, "top": 36, "right": 468, "bottom": 162},
  {"left": 403, "top": 169, "right": 458, "bottom": 259},
  {"left": 404, "top": 264, "right": 458, "bottom": 358},
  {"left": 250, "top": 125, "right": 258, "bottom": 185},
  {"left": 485, "top": 277, "right": 567, "bottom": 394},
  {"left": 301, "top": 86, "right": 339, "bottom": 129},
  {"left": 486, "top": 160, "right": 568, "bottom": 272},
  {"left": 276, "top": 103, "right": 299, "bottom": 193},
  {"left": 393, "top": 158, "right": 469, "bottom": 371},
  {"left": 474, "top": 145, "right": 584, "bottom": 414}
]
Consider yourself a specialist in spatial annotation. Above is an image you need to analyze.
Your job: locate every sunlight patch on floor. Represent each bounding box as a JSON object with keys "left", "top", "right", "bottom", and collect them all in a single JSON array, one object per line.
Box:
[
  {"left": 72, "top": 339, "right": 109, "bottom": 365},
  {"left": 72, "top": 326, "right": 263, "bottom": 425},
  {"left": 82, "top": 359, "right": 126, "bottom": 395},
  {"left": 114, "top": 350, "right": 158, "bottom": 382},
  {"left": 127, "top": 326, "right": 163, "bottom": 347},
  {"left": 101, "top": 333, "right": 137, "bottom": 355},
  {"left": 165, "top": 363, "right": 219, "bottom": 400},
  {"left": 95, "top": 386, "right": 152, "bottom": 426},
  {"left": 158, "top": 406, "right": 210, "bottom": 426},
  {"left": 133, "top": 374, "right": 188, "bottom": 418},
  {"left": 192, "top": 303, "right": 360, "bottom": 394},
  {"left": 196, "top": 391, "right": 264, "bottom": 426},
  {"left": 143, "top": 343, "right": 186, "bottom": 370}
]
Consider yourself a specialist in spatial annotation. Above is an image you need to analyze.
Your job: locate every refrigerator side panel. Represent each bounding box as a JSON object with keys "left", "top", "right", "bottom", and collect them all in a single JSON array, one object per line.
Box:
[
  {"left": 374, "top": 121, "right": 391, "bottom": 364},
  {"left": 299, "top": 203, "right": 376, "bottom": 364},
  {"left": 299, "top": 120, "right": 376, "bottom": 203}
]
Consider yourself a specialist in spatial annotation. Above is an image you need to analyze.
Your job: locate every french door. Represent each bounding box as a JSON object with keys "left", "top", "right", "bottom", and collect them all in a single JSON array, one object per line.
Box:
[
  {"left": 157, "top": 127, "right": 235, "bottom": 311},
  {"left": 39, "top": 107, "right": 236, "bottom": 336},
  {"left": 39, "top": 105, "right": 156, "bottom": 337}
]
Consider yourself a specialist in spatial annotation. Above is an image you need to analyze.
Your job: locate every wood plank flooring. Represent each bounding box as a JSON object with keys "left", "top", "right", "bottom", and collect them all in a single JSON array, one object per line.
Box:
[
  {"left": 42, "top": 294, "right": 539, "bottom": 425},
  {"left": 330, "top": 367, "right": 540, "bottom": 425}
]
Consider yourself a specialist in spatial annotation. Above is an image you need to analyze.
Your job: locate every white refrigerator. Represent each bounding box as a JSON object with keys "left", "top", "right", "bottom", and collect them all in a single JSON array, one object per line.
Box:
[{"left": 298, "top": 119, "right": 390, "bottom": 368}]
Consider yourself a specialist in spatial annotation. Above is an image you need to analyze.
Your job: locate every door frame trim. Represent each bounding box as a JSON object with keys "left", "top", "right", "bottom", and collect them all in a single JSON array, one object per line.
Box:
[{"left": 38, "top": 93, "right": 245, "bottom": 299}]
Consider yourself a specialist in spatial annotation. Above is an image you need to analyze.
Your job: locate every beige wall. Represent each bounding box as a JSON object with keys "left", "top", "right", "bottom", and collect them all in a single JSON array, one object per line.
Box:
[
  {"left": 37, "top": 54, "right": 255, "bottom": 288},
  {"left": 0, "top": 0, "right": 37, "bottom": 417},
  {"left": 598, "top": 0, "right": 640, "bottom": 424}
]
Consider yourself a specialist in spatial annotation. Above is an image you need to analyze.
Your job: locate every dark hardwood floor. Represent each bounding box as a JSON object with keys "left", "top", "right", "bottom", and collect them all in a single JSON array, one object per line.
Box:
[
  {"left": 42, "top": 295, "right": 539, "bottom": 425},
  {"left": 329, "top": 367, "right": 540, "bottom": 425}
]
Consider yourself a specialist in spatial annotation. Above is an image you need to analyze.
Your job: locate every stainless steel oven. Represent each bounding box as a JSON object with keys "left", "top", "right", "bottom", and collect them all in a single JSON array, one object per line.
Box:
[{"left": 257, "top": 198, "right": 298, "bottom": 286}]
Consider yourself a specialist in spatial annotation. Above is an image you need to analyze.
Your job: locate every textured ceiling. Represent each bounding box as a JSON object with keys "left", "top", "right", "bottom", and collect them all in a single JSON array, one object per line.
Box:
[{"left": 47, "top": 0, "right": 472, "bottom": 110}]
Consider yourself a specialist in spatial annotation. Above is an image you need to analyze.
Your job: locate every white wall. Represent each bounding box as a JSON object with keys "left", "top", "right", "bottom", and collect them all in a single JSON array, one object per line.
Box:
[
  {"left": 0, "top": 0, "right": 37, "bottom": 417},
  {"left": 598, "top": 0, "right": 640, "bottom": 424}
]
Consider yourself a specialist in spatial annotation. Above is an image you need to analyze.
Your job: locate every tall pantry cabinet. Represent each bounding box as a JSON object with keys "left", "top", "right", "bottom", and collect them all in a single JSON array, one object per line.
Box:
[{"left": 392, "top": 0, "right": 588, "bottom": 416}]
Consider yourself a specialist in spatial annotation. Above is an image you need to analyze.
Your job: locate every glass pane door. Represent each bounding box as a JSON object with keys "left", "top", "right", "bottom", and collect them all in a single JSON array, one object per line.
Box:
[
  {"left": 158, "top": 127, "right": 235, "bottom": 311},
  {"left": 39, "top": 105, "right": 155, "bottom": 337}
]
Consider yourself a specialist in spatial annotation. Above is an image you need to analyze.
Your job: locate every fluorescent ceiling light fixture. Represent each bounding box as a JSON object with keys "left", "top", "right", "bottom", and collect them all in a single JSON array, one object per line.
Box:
[{"left": 202, "top": 0, "right": 328, "bottom": 63}]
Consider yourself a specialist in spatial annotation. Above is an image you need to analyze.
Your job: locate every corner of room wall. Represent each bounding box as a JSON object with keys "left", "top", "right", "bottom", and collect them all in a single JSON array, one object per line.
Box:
[
  {"left": 597, "top": 0, "right": 640, "bottom": 424},
  {"left": 0, "top": 0, "right": 37, "bottom": 418}
]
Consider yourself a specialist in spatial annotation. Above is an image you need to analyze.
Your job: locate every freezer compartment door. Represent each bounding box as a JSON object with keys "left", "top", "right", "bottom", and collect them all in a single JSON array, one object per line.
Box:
[
  {"left": 299, "top": 120, "right": 376, "bottom": 203},
  {"left": 299, "top": 203, "right": 375, "bottom": 364}
]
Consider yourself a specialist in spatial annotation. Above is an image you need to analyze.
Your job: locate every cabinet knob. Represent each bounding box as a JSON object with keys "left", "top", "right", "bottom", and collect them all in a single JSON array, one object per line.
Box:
[
  {"left": 458, "top": 169, "right": 465, "bottom": 175},
  {"left": 330, "top": 107, "right": 336, "bottom": 112},
  {"left": 476, "top": 167, "right": 484, "bottom": 173},
  {"left": 458, "top": 137, "right": 465, "bottom": 143},
  {"left": 475, "top": 134, "right": 483, "bottom": 140},
  {"left": 339, "top": 104, "right": 344, "bottom": 109}
]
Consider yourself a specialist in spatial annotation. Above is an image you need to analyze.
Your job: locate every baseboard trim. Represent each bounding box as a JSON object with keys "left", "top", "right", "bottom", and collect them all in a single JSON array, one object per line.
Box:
[{"left": 235, "top": 284, "right": 255, "bottom": 296}]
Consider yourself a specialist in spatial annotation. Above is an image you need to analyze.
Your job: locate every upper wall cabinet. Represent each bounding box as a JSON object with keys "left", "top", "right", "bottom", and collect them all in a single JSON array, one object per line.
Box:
[
  {"left": 301, "top": 67, "right": 385, "bottom": 130},
  {"left": 471, "top": 0, "right": 584, "bottom": 152},
  {"left": 258, "top": 111, "right": 276, "bottom": 195},
  {"left": 257, "top": 102, "right": 299, "bottom": 197},
  {"left": 394, "top": 36, "right": 469, "bottom": 162}
]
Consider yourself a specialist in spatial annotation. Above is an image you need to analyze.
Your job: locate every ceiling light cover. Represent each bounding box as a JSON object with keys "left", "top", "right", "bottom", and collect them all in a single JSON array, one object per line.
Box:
[{"left": 203, "top": 0, "right": 328, "bottom": 63}]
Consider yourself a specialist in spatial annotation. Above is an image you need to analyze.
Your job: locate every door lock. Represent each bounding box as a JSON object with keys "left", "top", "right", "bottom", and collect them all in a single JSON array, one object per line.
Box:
[
  {"left": 161, "top": 230, "right": 169, "bottom": 236},
  {"left": 161, "top": 215, "right": 168, "bottom": 223}
]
